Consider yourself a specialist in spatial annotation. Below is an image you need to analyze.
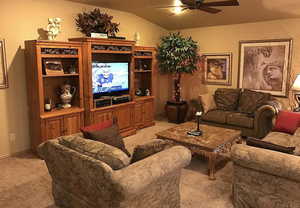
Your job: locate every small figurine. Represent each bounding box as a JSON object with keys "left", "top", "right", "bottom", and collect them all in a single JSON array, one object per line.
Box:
[
  {"left": 135, "top": 88, "right": 142, "bottom": 96},
  {"left": 145, "top": 89, "right": 151, "bottom": 96},
  {"left": 47, "top": 18, "right": 62, "bottom": 40},
  {"left": 59, "top": 84, "right": 76, "bottom": 108}
]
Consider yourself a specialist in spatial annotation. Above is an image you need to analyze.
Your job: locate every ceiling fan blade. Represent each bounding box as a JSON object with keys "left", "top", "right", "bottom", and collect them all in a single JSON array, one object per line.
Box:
[
  {"left": 181, "top": 0, "right": 195, "bottom": 6},
  {"left": 200, "top": 0, "right": 239, "bottom": 7},
  {"left": 197, "top": 6, "right": 222, "bottom": 13}
]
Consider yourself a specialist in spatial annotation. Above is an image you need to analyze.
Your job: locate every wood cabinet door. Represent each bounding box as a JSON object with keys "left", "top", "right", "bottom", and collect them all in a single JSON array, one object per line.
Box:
[
  {"left": 114, "top": 105, "right": 134, "bottom": 130},
  {"left": 135, "top": 103, "right": 144, "bottom": 127},
  {"left": 144, "top": 100, "right": 154, "bottom": 123},
  {"left": 44, "top": 117, "right": 64, "bottom": 140},
  {"left": 93, "top": 110, "right": 113, "bottom": 124},
  {"left": 63, "top": 113, "right": 82, "bottom": 135}
]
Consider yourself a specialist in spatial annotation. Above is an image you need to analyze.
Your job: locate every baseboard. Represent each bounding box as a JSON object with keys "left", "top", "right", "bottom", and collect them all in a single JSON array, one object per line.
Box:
[{"left": 0, "top": 149, "right": 31, "bottom": 160}]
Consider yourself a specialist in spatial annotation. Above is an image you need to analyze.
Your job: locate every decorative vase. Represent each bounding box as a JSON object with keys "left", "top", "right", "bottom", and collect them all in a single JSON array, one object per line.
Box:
[
  {"left": 59, "top": 84, "right": 76, "bottom": 109},
  {"left": 165, "top": 101, "right": 188, "bottom": 124}
]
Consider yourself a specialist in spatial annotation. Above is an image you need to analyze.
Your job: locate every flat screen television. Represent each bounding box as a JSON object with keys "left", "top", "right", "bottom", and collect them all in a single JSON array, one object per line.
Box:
[{"left": 92, "top": 62, "right": 129, "bottom": 98}]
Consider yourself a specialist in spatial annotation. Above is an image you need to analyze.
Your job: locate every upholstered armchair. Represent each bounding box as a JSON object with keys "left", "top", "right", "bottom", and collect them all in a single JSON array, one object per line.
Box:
[
  {"left": 231, "top": 144, "right": 300, "bottom": 208},
  {"left": 38, "top": 136, "right": 191, "bottom": 208}
]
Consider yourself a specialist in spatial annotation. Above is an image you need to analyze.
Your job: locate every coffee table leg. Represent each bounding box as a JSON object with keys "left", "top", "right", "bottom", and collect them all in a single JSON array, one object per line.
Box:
[{"left": 208, "top": 152, "right": 217, "bottom": 180}]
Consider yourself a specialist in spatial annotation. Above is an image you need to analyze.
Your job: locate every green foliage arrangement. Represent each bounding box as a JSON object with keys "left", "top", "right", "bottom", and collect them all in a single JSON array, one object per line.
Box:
[
  {"left": 75, "top": 8, "right": 119, "bottom": 37},
  {"left": 156, "top": 32, "right": 200, "bottom": 102}
]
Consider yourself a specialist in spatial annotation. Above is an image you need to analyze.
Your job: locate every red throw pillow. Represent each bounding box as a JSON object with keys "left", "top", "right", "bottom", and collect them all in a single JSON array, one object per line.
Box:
[
  {"left": 80, "top": 120, "right": 113, "bottom": 139},
  {"left": 273, "top": 111, "right": 300, "bottom": 134}
]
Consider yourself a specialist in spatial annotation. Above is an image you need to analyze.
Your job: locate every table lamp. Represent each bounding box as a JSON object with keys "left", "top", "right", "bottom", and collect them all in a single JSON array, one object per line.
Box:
[
  {"left": 291, "top": 74, "right": 300, "bottom": 112},
  {"left": 187, "top": 111, "right": 203, "bottom": 136}
]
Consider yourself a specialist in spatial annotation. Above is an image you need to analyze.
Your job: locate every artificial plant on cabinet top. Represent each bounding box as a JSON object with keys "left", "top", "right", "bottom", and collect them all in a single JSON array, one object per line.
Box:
[{"left": 75, "top": 8, "right": 120, "bottom": 37}]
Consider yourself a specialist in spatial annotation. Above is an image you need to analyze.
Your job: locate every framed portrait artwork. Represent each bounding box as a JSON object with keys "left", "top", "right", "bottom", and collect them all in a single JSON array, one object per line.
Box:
[
  {"left": 0, "top": 39, "right": 8, "bottom": 89},
  {"left": 238, "top": 39, "right": 293, "bottom": 97},
  {"left": 203, "top": 53, "right": 232, "bottom": 86}
]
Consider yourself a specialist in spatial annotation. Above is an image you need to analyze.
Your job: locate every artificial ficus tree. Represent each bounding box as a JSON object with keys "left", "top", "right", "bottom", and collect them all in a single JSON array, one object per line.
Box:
[{"left": 156, "top": 32, "right": 200, "bottom": 102}]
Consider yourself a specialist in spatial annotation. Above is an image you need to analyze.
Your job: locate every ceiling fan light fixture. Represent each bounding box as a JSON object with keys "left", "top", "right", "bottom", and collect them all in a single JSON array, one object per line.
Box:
[{"left": 172, "top": 6, "right": 184, "bottom": 15}]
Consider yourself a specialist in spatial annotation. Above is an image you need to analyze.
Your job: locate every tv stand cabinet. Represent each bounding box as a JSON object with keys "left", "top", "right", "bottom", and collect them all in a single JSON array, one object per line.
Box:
[
  {"left": 25, "top": 38, "right": 156, "bottom": 151},
  {"left": 69, "top": 38, "right": 156, "bottom": 136}
]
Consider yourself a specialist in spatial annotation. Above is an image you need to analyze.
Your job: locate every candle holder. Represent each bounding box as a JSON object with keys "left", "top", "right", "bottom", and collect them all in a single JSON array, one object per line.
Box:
[{"left": 187, "top": 111, "right": 203, "bottom": 136}]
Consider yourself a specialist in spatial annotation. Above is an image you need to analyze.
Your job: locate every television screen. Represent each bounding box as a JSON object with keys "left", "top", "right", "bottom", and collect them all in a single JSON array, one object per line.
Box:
[{"left": 92, "top": 62, "right": 129, "bottom": 95}]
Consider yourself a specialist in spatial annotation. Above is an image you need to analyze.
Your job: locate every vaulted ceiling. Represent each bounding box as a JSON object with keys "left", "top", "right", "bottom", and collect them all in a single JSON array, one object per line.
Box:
[{"left": 69, "top": 0, "right": 300, "bottom": 30}]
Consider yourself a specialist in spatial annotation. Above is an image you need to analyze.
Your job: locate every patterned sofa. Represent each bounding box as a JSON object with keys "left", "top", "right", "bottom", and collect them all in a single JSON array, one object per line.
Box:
[
  {"left": 231, "top": 129, "right": 300, "bottom": 208},
  {"left": 199, "top": 88, "right": 281, "bottom": 139},
  {"left": 38, "top": 135, "right": 191, "bottom": 208}
]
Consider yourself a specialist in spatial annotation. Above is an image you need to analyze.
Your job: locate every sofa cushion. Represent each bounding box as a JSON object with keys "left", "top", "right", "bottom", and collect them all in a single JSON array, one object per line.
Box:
[
  {"left": 131, "top": 139, "right": 174, "bottom": 163},
  {"left": 227, "top": 112, "right": 254, "bottom": 128},
  {"left": 199, "top": 93, "right": 216, "bottom": 113},
  {"left": 247, "top": 137, "right": 295, "bottom": 154},
  {"left": 273, "top": 111, "right": 300, "bottom": 135},
  {"left": 59, "top": 135, "right": 130, "bottom": 170},
  {"left": 202, "top": 110, "right": 232, "bottom": 124},
  {"left": 85, "top": 124, "right": 131, "bottom": 157},
  {"left": 238, "top": 89, "right": 271, "bottom": 114},
  {"left": 214, "top": 88, "right": 241, "bottom": 111}
]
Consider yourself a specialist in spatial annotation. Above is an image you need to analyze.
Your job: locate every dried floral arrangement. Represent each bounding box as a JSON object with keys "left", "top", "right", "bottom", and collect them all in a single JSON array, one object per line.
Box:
[{"left": 75, "top": 8, "right": 120, "bottom": 37}]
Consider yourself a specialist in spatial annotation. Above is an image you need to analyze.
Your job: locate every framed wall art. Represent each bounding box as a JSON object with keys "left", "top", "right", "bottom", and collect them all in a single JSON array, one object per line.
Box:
[
  {"left": 203, "top": 53, "right": 232, "bottom": 86},
  {"left": 238, "top": 39, "right": 293, "bottom": 97},
  {"left": 43, "top": 59, "right": 64, "bottom": 75},
  {"left": 0, "top": 39, "right": 8, "bottom": 89}
]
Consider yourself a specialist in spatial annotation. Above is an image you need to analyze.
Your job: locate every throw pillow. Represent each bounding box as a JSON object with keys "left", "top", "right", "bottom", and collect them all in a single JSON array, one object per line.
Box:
[
  {"left": 131, "top": 139, "right": 174, "bottom": 163},
  {"left": 85, "top": 124, "right": 131, "bottom": 157},
  {"left": 80, "top": 120, "right": 113, "bottom": 139},
  {"left": 59, "top": 135, "right": 130, "bottom": 170},
  {"left": 246, "top": 137, "right": 295, "bottom": 154},
  {"left": 238, "top": 89, "right": 271, "bottom": 114},
  {"left": 199, "top": 93, "right": 216, "bottom": 113},
  {"left": 214, "top": 88, "right": 241, "bottom": 111},
  {"left": 273, "top": 111, "right": 300, "bottom": 134}
]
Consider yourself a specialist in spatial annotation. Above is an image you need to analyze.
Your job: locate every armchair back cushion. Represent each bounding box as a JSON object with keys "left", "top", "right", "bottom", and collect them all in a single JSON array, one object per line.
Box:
[
  {"left": 59, "top": 135, "right": 130, "bottom": 170},
  {"left": 214, "top": 88, "right": 241, "bottom": 111},
  {"left": 238, "top": 89, "right": 271, "bottom": 114},
  {"left": 131, "top": 139, "right": 173, "bottom": 163},
  {"left": 83, "top": 124, "right": 131, "bottom": 157}
]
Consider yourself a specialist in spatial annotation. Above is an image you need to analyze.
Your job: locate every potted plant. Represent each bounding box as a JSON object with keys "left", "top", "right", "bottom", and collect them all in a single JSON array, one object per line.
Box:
[
  {"left": 157, "top": 32, "right": 200, "bottom": 123},
  {"left": 75, "top": 8, "right": 119, "bottom": 37}
]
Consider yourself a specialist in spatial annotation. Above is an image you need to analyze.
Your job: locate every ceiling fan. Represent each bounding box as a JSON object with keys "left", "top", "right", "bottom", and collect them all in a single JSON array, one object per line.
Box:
[{"left": 164, "top": 0, "right": 240, "bottom": 14}]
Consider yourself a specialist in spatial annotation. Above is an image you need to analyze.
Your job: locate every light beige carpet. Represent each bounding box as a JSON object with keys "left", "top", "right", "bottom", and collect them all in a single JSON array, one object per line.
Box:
[{"left": 0, "top": 121, "right": 233, "bottom": 208}]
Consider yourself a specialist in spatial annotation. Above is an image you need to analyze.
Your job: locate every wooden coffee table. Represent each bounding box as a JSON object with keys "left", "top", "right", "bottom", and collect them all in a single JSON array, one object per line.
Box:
[{"left": 156, "top": 122, "right": 241, "bottom": 180}]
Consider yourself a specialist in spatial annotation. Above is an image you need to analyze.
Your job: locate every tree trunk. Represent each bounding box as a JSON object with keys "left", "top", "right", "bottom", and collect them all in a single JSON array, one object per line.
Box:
[{"left": 174, "top": 73, "right": 181, "bottom": 102}]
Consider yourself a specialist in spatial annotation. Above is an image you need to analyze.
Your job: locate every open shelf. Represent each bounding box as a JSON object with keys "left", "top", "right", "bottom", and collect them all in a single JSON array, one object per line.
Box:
[
  {"left": 41, "top": 54, "right": 79, "bottom": 58},
  {"left": 134, "top": 70, "right": 152, "bottom": 73},
  {"left": 92, "top": 50, "right": 132, "bottom": 54},
  {"left": 41, "top": 107, "right": 84, "bottom": 119},
  {"left": 135, "top": 96, "right": 154, "bottom": 101},
  {"left": 134, "top": 56, "right": 152, "bottom": 59},
  {"left": 43, "top": 73, "right": 79, "bottom": 78}
]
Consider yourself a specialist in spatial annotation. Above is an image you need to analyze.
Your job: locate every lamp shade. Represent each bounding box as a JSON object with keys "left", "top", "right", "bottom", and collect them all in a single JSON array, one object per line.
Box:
[{"left": 292, "top": 74, "right": 300, "bottom": 91}]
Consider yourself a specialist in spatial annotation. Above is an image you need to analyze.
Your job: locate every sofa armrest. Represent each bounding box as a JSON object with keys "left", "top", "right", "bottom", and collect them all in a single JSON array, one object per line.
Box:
[
  {"left": 294, "top": 128, "right": 300, "bottom": 137},
  {"left": 113, "top": 146, "right": 191, "bottom": 195},
  {"left": 231, "top": 144, "right": 300, "bottom": 182},
  {"left": 253, "top": 102, "right": 280, "bottom": 138}
]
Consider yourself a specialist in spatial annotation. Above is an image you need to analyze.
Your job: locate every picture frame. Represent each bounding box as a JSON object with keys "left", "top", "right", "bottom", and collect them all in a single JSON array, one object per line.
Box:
[
  {"left": 0, "top": 39, "right": 8, "bottom": 89},
  {"left": 238, "top": 39, "right": 293, "bottom": 97},
  {"left": 203, "top": 53, "right": 232, "bottom": 86},
  {"left": 44, "top": 59, "right": 64, "bottom": 75}
]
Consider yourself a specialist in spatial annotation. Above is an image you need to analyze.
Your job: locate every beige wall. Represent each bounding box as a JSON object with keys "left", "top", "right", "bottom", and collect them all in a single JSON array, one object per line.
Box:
[
  {"left": 0, "top": 0, "right": 167, "bottom": 157},
  {"left": 177, "top": 18, "right": 300, "bottom": 109}
]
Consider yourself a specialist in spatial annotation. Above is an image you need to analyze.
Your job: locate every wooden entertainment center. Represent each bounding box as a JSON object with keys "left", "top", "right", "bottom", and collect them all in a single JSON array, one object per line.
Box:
[{"left": 25, "top": 38, "right": 156, "bottom": 150}]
